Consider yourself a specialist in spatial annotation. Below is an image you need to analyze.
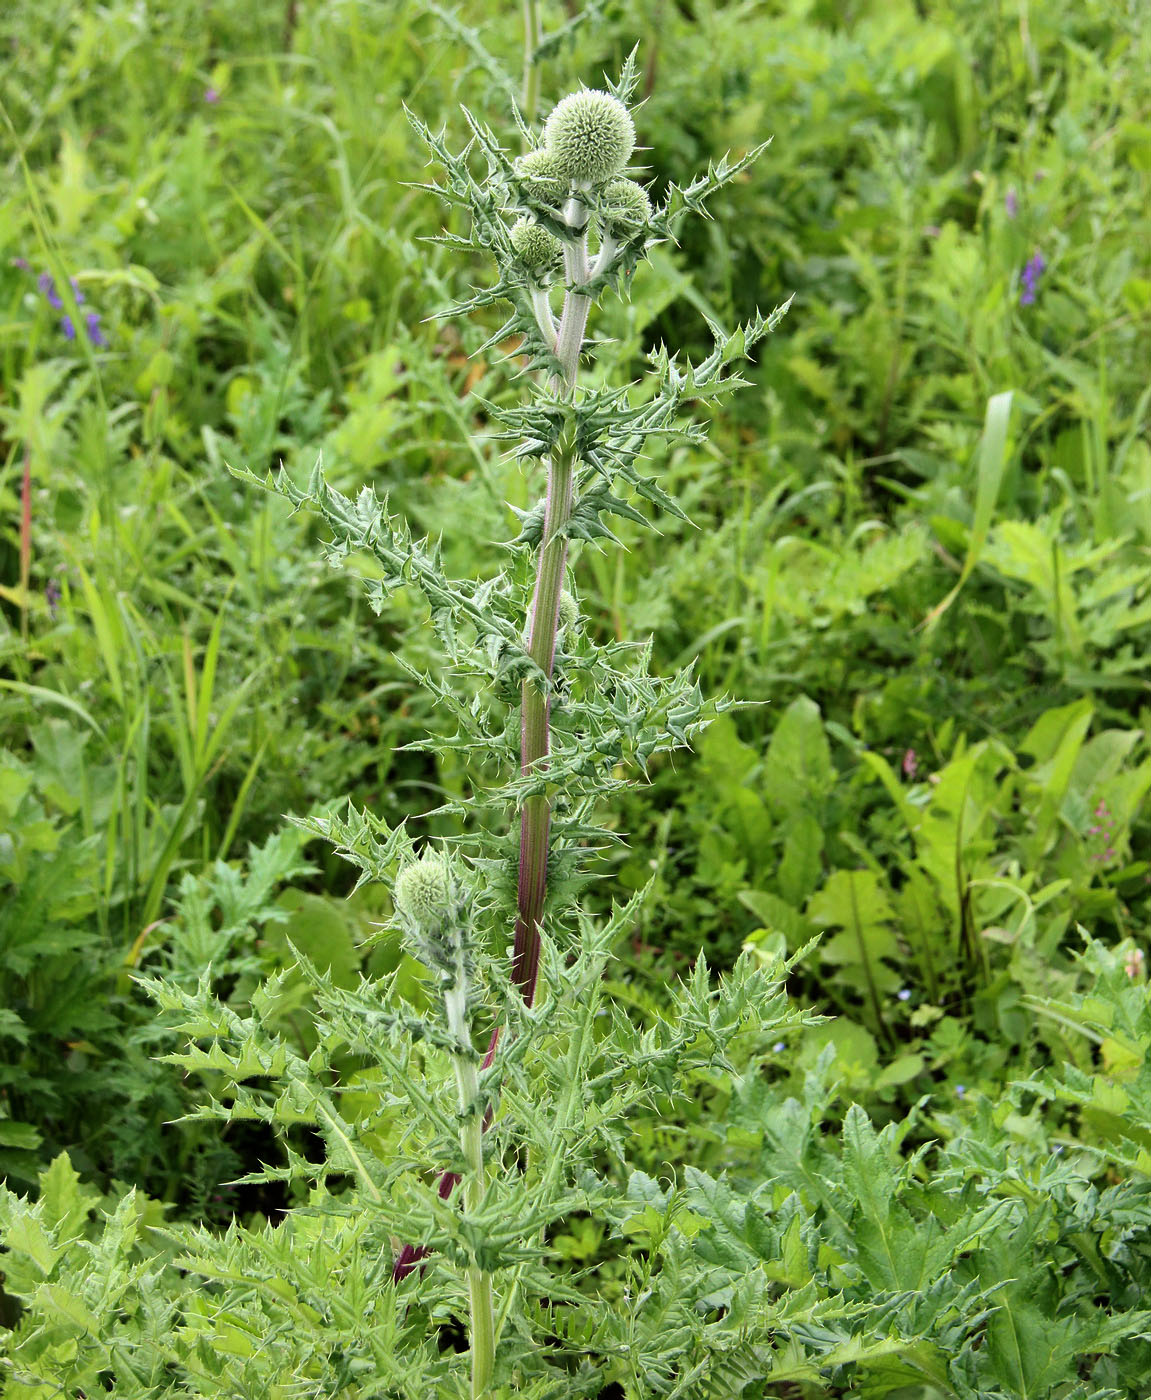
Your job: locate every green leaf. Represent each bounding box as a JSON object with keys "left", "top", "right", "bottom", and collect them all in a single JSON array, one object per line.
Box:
[
  {"left": 924, "top": 387, "right": 1013, "bottom": 629},
  {"left": 38, "top": 1152, "right": 98, "bottom": 1242},
  {"left": 873, "top": 1052, "right": 925, "bottom": 1091},
  {"left": 0, "top": 1118, "right": 41, "bottom": 1148},
  {"left": 763, "top": 696, "right": 833, "bottom": 817},
  {"left": 807, "top": 872, "right": 896, "bottom": 971},
  {"left": 778, "top": 811, "right": 824, "bottom": 906},
  {"left": 270, "top": 890, "right": 362, "bottom": 988},
  {"left": 34, "top": 1281, "right": 101, "bottom": 1335},
  {"left": 683, "top": 1167, "right": 753, "bottom": 1271},
  {"left": 1, "top": 1206, "right": 60, "bottom": 1278}
]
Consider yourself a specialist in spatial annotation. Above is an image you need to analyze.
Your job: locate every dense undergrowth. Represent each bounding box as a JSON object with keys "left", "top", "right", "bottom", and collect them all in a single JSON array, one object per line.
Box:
[{"left": 2, "top": 0, "right": 1151, "bottom": 1395}]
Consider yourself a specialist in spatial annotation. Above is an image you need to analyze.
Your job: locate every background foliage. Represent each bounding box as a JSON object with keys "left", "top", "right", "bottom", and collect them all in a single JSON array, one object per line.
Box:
[{"left": 2, "top": 0, "right": 1151, "bottom": 1394}]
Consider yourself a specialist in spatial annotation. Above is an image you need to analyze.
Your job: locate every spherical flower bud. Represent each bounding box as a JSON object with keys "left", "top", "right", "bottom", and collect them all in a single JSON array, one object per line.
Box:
[
  {"left": 542, "top": 89, "right": 635, "bottom": 185},
  {"left": 602, "top": 178, "right": 651, "bottom": 230},
  {"left": 394, "top": 853, "right": 451, "bottom": 928},
  {"left": 515, "top": 149, "right": 565, "bottom": 184},
  {"left": 510, "top": 217, "right": 560, "bottom": 275}
]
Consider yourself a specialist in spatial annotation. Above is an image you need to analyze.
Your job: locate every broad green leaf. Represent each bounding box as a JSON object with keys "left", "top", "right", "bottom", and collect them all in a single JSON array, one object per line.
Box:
[
  {"left": 763, "top": 696, "right": 833, "bottom": 816},
  {"left": 269, "top": 890, "right": 362, "bottom": 987},
  {"left": 778, "top": 811, "right": 824, "bottom": 906}
]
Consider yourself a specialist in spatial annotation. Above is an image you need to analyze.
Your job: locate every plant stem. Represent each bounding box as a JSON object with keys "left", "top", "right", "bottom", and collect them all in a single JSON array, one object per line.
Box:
[
  {"left": 468, "top": 1240, "right": 495, "bottom": 1395},
  {"left": 449, "top": 978, "right": 495, "bottom": 1396},
  {"left": 512, "top": 216, "right": 590, "bottom": 1006},
  {"left": 460, "top": 1069, "right": 494, "bottom": 1395},
  {"left": 19, "top": 450, "right": 31, "bottom": 646},
  {"left": 522, "top": 0, "right": 542, "bottom": 125}
]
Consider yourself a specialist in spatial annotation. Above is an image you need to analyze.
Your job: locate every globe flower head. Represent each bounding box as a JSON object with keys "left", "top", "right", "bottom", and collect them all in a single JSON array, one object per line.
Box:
[
  {"left": 601, "top": 178, "right": 651, "bottom": 233},
  {"left": 510, "top": 217, "right": 561, "bottom": 283},
  {"left": 542, "top": 89, "right": 635, "bottom": 186},
  {"left": 394, "top": 852, "right": 453, "bottom": 930}
]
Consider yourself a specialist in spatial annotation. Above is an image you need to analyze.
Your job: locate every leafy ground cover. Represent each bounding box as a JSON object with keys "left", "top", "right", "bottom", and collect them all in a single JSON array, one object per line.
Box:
[{"left": 2, "top": 0, "right": 1151, "bottom": 1394}]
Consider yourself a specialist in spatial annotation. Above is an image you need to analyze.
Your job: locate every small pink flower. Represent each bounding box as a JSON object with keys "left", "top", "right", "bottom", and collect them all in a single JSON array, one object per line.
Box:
[
  {"left": 1125, "top": 947, "right": 1145, "bottom": 980},
  {"left": 204, "top": 86, "right": 220, "bottom": 104},
  {"left": 902, "top": 748, "right": 918, "bottom": 780}
]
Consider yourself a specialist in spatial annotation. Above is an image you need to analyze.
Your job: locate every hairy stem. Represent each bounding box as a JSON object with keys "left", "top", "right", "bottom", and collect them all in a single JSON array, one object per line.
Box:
[
  {"left": 448, "top": 971, "right": 495, "bottom": 1396},
  {"left": 454, "top": 1064, "right": 493, "bottom": 1392},
  {"left": 529, "top": 285, "right": 557, "bottom": 347},
  {"left": 458, "top": 1064, "right": 493, "bottom": 1394},
  {"left": 512, "top": 215, "right": 590, "bottom": 1006}
]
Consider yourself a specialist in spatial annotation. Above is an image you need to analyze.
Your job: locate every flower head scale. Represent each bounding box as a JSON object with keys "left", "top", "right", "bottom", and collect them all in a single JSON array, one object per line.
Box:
[{"left": 542, "top": 89, "right": 635, "bottom": 186}]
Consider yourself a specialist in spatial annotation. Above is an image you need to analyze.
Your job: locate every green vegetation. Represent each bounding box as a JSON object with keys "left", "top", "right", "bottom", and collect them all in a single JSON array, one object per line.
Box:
[{"left": 3, "top": 0, "right": 1151, "bottom": 1395}]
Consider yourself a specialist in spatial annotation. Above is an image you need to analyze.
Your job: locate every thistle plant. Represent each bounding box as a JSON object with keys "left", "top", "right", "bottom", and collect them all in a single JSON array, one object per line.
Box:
[{"left": 223, "top": 56, "right": 790, "bottom": 1391}]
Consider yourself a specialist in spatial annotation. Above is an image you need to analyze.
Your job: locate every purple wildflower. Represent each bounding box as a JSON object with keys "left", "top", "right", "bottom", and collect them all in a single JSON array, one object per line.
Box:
[
  {"left": 205, "top": 86, "right": 220, "bottom": 104},
  {"left": 902, "top": 748, "right": 918, "bottom": 780},
  {"left": 897, "top": 988, "right": 912, "bottom": 1003},
  {"left": 31, "top": 270, "right": 105, "bottom": 345},
  {"left": 45, "top": 579, "right": 61, "bottom": 617},
  {"left": 37, "top": 272, "right": 85, "bottom": 310},
  {"left": 1005, "top": 187, "right": 1018, "bottom": 219},
  {"left": 1019, "top": 252, "right": 1046, "bottom": 306},
  {"left": 955, "top": 1083, "right": 966, "bottom": 1098},
  {"left": 38, "top": 272, "right": 63, "bottom": 309}
]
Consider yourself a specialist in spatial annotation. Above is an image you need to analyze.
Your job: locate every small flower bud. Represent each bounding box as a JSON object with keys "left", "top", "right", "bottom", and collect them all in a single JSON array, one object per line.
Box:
[
  {"left": 602, "top": 178, "right": 651, "bottom": 231},
  {"left": 515, "top": 149, "right": 566, "bottom": 185},
  {"left": 394, "top": 854, "right": 452, "bottom": 928},
  {"left": 510, "top": 217, "right": 561, "bottom": 279},
  {"left": 543, "top": 89, "right": 635, "bottom": 185},
  {"left": 558, "top": 590, "right": 579, "bottom": 636}
]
